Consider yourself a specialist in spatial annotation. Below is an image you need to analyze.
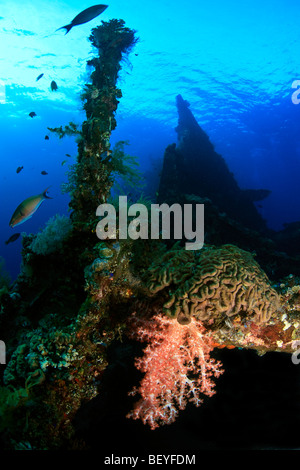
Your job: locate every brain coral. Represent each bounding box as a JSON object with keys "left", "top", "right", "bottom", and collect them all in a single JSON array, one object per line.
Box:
[{"left": 147, "top": 244, "right": 280, "bottom": 325}]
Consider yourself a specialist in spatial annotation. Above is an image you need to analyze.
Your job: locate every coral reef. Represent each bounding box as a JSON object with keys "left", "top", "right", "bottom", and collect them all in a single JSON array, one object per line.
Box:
[
  {"left": 2, "top": 16, "right": 300, "bottom": 452},
  {"left": 181, "top": 194, "right": 300, "bottom": 279},
  {"left": 127, "top": 313, "right": 223, "bottom": 430},
  {"left": 123, "top": 246, "right": 300, "bottom": 431},
  {"left": 146, "top": 244, "right": 280, "bottom": 325},
  {"left": 0, "top": 256, "right": 11, "bottom": 292},
  {"left": 0, "top": 19, "right": 139, "bottom": 450},
  {"left": 0, "top": 304, "right": 108, "bottom": 448},
  {"left": 29, "top": 214, "right": 72, "bottom": 255},
  {"left": 3, "top": 327, "right": 77, "bottom": 383}
]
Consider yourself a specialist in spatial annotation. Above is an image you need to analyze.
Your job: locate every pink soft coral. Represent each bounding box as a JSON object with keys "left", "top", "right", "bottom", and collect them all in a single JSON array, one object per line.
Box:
[{"left": 127, "top": 313, "right": 223, "bottom": 430}]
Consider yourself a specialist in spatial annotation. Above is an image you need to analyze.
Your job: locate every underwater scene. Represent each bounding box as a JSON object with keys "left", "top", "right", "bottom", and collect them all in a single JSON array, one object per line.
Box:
[{"left": 1, "top": 0, "right": 300, "bottom": 454}]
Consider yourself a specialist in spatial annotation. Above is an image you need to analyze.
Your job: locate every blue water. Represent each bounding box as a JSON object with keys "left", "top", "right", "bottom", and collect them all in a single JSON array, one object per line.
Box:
[{"left": 1, "top": 0, "right": 300, "bottom": 280}]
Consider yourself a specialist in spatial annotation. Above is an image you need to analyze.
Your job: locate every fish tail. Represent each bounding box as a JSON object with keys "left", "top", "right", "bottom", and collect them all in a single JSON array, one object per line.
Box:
[
  {"left": 43, "top": 187, "right": 52, "bottom": 199},
  {"left": 56, "top": 23, "right": 73, "bottom": 35}
]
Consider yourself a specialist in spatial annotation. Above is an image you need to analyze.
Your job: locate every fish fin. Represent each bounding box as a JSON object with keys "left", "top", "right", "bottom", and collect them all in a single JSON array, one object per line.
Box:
[
  {"left": 10, "top": 218, "right": 27, "bottom": 228},
  {"left": 43, "top": 187, "right": 53, "bottom": 199},
  {"left": 55, "top": 23, "right": 73, "bottom": 35}
]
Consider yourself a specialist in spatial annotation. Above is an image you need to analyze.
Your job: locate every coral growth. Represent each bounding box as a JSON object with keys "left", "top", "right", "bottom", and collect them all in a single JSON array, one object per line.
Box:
[
  {"left": 110, "top": 140, "right": 144, "bottom": 195},
  {"left": 47, "top": 122, "right": 80, "bottom": 139},
  {"left": 0, "top": 256, "right": 11, "bottom": 291},
  {"left": 68, "top": 19, "right": 138, "bottom": 231},
  {"left": 147, "top": 244, "right": 280, "bottom": 325},
  {"left": 125, "top": 243, "right": 284, "bottom": 430},
  {"left": 29, "top": 214, "right": 72, "bottom": 255},
  {"left": 2, "top": 13, "right": 300, "bottom": 451},
  {"left": 127, "top": 313, "right": 223, "bottom": 430},
  {"left": 3, "top": 327, "right": 77, "bottom": 386}
]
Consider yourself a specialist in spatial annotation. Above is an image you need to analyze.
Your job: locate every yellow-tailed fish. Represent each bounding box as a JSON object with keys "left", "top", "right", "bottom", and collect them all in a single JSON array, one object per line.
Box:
[{"left": 9, "top": 187, "right": 52, "bottom": 228}]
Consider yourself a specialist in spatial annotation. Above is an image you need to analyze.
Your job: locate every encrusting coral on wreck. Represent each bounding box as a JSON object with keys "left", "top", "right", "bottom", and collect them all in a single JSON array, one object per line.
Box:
[
  {"left": 0, "top": 19, "right": 141, "bottom": 450},
  {"left": 2, "top": 16, "right": 300, "bottom": 450},
  {"left": 146, "top": 244, "right": 280, "bottom": 325},
  {"left": 123, "top": 243, "right": 300, "bottom": 430},
  {"left": 29, "top": 215, "right": 72, "bottom": 255},
  {"left": 68, "top": 19, "right": 138, "bottom": 232},
  {"left": 126, "top": 314, "right": 224, "bottom": 430}
]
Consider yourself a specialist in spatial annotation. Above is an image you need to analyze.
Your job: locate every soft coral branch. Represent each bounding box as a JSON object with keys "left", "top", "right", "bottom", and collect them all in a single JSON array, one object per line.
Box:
[{"left": 127, "top": 313, "right": 223, "bottom": 430}]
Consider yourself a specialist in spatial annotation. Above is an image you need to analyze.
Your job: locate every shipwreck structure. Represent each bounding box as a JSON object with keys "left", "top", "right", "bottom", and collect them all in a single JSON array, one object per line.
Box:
[
  {"left": 158, "top": 94, "right": 270, "bottom": 233},
  {"left": 1, "top": 21, "right": 300, "bottom": 452},
  {"left": 158, "top": 94, "right": 300, "bottom": 278}
]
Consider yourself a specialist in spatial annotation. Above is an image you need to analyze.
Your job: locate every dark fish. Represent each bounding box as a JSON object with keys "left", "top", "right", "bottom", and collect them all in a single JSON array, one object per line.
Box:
[
  {"left": 65, "top": 153, "right": 71, "bottom": 157},
  {"left": 29, "top": 111, "right": 36, "bottom": 118},
  {"left": 50, "top": 81, "right": 58, "bottom": 91},
  {"left": 16, "top": 166, "right": 23, "bottom": 174},
  {"left": 9, "top": 187, "right": 52, "bottom": 228},
  {"left": 5, "top": 233, "right": 21, "bottom": 245},
  {"left": 45, "top": 135, "right": 49, "bottom": 140},
  {"left": 41, "top": 171, "right": 48, "bottom": 175},
  {"left": 36, "top": 73, "right": 44, "bottom": 81},
  {"left": 56, "top": 4, "right": 108, "bottom": 35}
]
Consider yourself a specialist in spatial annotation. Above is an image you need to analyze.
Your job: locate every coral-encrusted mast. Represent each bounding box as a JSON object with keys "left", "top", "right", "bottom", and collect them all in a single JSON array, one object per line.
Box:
[
  {"left": 127, "top": 314, "right": 223, "bottom": 430},
  {"left": 69, "top": 19, "right": 138, "bottom": 231}
]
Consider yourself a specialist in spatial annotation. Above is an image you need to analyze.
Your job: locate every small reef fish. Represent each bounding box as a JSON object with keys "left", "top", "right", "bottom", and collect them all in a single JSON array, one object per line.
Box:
[
  {"left": 61, "top": 160, "right": 67, "bottom": 166},
  {"left": 16, "top": 166, "right": 23, "bottom": 174},
  {"left": 9, "top": 187, "right": 52, "bottom": 228},
  {"left": 45, "top": 135, "right": 49, "bottom": 140},
  {"left": 56, "top": 4, "right": 108, "bottom": 35},
  {"left": 50, "top": 81, "right": 58, "bottom": 91},
  {"left": 29, "top": 111, "right": 36, "bottom": 118},
  {"left": 65, "top": 153, "right": 71, "bottom": 157},
  {"left": 41, "top": 171, "right": 48, "bottom": 175},
  {"left": 5, "top": 233, "right": 21, "bottom": 245},
  {"left": 36, "top": 73, "right": 44, "bottom": 81}
]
